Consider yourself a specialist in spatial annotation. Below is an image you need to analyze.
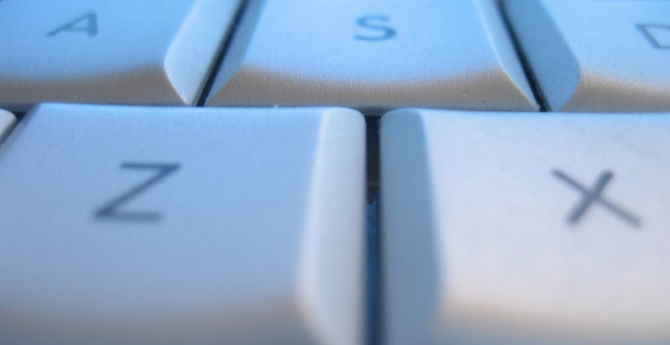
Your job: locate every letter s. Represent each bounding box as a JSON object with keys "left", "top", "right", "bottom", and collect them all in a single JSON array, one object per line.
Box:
[{"left": 355, "top": 15, "right": 396, "bottom": 42}]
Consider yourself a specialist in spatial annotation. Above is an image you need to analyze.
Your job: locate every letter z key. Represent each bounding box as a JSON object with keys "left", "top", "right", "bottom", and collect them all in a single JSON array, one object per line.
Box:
[{"left": 0, "top": 104, "right": 366, "bottom": 345}]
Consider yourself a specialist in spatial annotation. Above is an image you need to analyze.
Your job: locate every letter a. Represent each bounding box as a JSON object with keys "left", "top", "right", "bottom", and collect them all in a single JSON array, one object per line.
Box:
[
  {"left": 48, "top": 13, "right": 98, "bottom": 37},
  {"left": 637, "top": 24, "right": 670, "bottom": 49}
]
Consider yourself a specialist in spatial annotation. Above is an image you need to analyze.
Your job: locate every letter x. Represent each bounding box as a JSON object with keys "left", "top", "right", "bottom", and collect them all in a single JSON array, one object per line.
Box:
[{"left": 552, "top": 170, "right": 641, "bottom": 228}]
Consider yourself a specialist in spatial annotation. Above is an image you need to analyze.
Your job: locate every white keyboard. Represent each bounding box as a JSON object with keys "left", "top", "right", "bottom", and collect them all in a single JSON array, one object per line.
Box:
[{"left": 1, "top": 1, "right": 670, "bottom": 344}]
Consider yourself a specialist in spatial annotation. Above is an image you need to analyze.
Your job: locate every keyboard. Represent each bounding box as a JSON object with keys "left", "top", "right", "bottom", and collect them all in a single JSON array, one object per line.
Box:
[{"left": 1, "top": 0, "right": 669, "bottom": 344}]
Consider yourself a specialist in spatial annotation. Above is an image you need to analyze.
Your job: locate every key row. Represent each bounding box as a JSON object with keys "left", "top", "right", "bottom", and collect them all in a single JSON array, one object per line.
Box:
[
  {"left": 1, "top": 0, "right": 669, "bottom": 112},
  {"left": 1, "top": 105, "right": 670, "bottom": 345}
]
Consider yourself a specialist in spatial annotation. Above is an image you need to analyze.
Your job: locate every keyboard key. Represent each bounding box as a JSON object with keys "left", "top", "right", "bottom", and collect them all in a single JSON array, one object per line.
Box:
[
  {"left": 0, "top": 109, "right": 16, "bottom": 143},
  {"left": 0, "top": 0, "right": 239, "bottom": 112},
  {"left": 206, "top": 0, "right": 538, "bottom": 112},
  {"left": 506, "top": 0, "right": 670, "bottom": 112},
  {"left": 381, "top": 109, "right": 670, "bottom": 345},
  {"left": 0, "top": 104, "right": 365, "bottom": 345}
]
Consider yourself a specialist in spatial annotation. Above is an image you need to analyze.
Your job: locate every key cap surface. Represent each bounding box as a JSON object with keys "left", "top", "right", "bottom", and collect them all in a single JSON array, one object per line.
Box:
[
  {"left": 506, "top": 0, "right": 670, "bottom": 112},
  {"left": 0, "top": 109, "right": 16, "bottom": 143},
  {"left": 381, "top": 109, "right": 670, "bottom": 345},
  {"left": 0, "top": 0, "right": 239, "bottom": 111},
  {"left": 206, "top": 0, "right": 538, "bottom": 112},
  {"left": 0, "top": 104, "right": 365, "bottom": 345}
]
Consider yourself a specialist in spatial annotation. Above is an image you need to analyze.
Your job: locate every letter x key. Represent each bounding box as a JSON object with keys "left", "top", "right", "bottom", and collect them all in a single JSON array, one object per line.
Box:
[{"left": 552, "top": 170, "right": 642, "bottom": 228}]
